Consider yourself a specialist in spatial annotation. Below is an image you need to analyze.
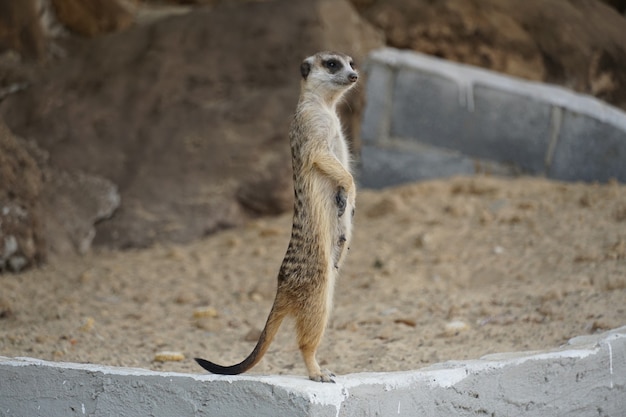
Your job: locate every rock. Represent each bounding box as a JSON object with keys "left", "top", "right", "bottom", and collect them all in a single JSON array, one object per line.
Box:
[
  {"left": 192, "top": 306, "right": 219, "bottom": 319},
  {"left": 0, "top": 120, "right": 46, "bottom": 272},
  {"left": 153, "top": 351, "right": 185, "bottom": 362},
  {"left": 236, "top": 158, "right": 293, "bottom": 216},
  {"left": 443, "top": 320, "right": 470, "bottom": 337},
  {"left": 0, "top": 51, "right": 34, "bottom": 102},
  {"left": 0, "top": 0, "right": 383, "bottom": 250},
  {"left": 0, "top": 297, "right": 12, "bottom": 319},
  {"left": 0, "top": 119, "right": 121, "bottom": 271},
  {"left": 353, "top": 0, "right": 626, "bottom": 111},
  {"left": 41, "top": 169, "right": 120, "bottom": 255},
  {"left": 79, "top": 316, "right": 95, "bottom": 332}
]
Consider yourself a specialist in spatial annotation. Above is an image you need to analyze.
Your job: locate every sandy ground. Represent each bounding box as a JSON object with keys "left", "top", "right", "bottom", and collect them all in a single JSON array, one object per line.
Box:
[{"left": 1, "top": 176, "right": 625, "bottom": 378}]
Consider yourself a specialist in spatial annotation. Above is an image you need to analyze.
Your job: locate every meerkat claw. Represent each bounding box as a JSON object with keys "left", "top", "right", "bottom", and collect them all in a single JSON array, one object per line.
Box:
[{"left": 310, "top": 371, "right": 336, "bottom": 383}]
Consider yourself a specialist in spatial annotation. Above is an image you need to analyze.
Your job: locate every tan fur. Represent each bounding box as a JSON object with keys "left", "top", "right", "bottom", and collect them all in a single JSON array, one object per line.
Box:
[{"left": 195, "top": 51, "right": 358, "bottom": 382}]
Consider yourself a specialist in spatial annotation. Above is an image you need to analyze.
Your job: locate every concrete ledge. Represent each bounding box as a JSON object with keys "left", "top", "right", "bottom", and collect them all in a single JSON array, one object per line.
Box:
[
  {"left": 359, "top": 141, "right": 518, "bottom": 189},
  {"left": 361, "top": 47, "right": 626, "bottom": 188},
  {"left": 2, "top": 326, "right": 624, "bottom": 416}
]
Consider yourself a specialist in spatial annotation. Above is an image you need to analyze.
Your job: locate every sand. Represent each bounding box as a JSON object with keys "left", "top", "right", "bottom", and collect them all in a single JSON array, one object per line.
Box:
[{"left": 1, "top": 176, "right": 625, "bottom": 378}]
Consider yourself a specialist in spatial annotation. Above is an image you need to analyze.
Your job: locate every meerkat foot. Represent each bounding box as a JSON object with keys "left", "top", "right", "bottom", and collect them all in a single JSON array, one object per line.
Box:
[
  {"left": 335, "top": 187, "right": 347, "bottom": 217},
  {"left": 309, "top": 370, "right": 336, "bottom": 383}
]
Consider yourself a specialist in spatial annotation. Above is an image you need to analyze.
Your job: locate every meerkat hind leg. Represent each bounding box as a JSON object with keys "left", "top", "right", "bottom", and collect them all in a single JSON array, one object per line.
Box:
[
  {"left": 302, "top": 347, "right": 335, "bottom": 383},
  {"left": 296, "top": 308, "right": 334, "bottom": 382}
]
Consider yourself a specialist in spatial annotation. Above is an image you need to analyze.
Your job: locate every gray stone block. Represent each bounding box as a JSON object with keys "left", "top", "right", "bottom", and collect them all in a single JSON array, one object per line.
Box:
[
  {"left": 549, "top": 110, "right": 626, "bottom": 182},
  {"left": 360, "top": 145, "right": 469, "bottom": 189},
  {"left": 390, "top": 68, "right": 465, "bottom": 148},
  {"left": 361, "top": 61, "right": 395, "bottom": 144},
  {"left": 364, "top": 47, "right": 626, "bottom": 184},
  {"left": 469, "top": 83, "right": 553, "bottom": 174},
  {"left": 359, "top": 143, "right": 516, "bottom": 189},
  {"left": 388, "top": 69, "right": 552, "bottom": 175}
]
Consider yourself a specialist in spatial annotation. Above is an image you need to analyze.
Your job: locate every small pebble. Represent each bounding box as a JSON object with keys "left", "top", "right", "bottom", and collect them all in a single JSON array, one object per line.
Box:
[
  {"left": 258, "top": 227, "right": 282, "bottom": 237},
  {"left": 167, "top": 247, "right": 185, "bottom": 261},
  {"left": 394, "top": 318, "right": 417, "bottom": 327},
  {"left": 0, "top": 298, "right": 13, "bottom": 319},
  {"left": 443, "top": 320, "right": 470, "bottom": 337},
  {"left": 193, "top": 307, "right": 219, "bottom": 318},
  {"left": 80, "top": 317, "right": 95, "bottom": 332},
  {"left": 249, "top": 292, "right": 264, "bottom": 302},
  {"left": 154, "top": 351, "right": 185, "bottom": 362},
  {"left": 79, "top": 270, "right": 93, "bottom": 283}
]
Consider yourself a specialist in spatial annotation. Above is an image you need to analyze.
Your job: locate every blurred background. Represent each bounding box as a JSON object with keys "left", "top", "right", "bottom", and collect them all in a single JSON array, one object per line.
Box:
[
  {"left": 0, "top": 0, "right": 625, "bottom": 376},
  {"left": 1, "top": 0, "right": 625, "bottom": 269}
]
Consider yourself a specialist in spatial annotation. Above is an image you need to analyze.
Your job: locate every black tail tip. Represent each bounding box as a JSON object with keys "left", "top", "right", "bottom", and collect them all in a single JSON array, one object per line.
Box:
[
  {"left": 194, "top": 357, "right": 213, "bottom": 372},
  {"left": 195, "top": 357, "right": 244, "bottom": 375}
]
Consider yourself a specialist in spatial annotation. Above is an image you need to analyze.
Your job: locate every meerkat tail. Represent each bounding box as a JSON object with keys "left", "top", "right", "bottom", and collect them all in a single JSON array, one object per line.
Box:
[{"left": 195, "top": 304, "right": 287, "bottom": 375}]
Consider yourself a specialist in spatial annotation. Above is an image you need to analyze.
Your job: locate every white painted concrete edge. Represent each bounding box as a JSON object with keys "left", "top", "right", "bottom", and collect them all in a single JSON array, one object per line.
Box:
[{"left": 1, "top": 326, "right": 625, "bottom": 416}]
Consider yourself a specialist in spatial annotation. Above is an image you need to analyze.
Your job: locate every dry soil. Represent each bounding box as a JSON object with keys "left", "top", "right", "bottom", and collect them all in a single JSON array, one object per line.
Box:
[{"left": 1, "top": 176, "right": 625, "bottom": 378}]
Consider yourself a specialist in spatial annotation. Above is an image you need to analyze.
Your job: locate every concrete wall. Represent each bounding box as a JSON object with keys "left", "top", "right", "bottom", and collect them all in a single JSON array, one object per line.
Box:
[
  {"left": 360, "top": 48, "right": 626, "bottom": 188},
  {"left": 1, "top": 326, "right": 625, "bottom": 416}
]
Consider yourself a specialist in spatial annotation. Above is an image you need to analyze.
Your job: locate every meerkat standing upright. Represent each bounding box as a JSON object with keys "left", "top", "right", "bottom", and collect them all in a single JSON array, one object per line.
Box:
[{"left": 195, "top": 51, "right": 358, "bottom": 382}]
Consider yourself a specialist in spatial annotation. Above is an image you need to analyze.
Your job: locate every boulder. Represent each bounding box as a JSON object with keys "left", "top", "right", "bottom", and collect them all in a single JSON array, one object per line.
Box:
[
  {"left": 41, "top": 169, "right": 120, "bottom": 256},
  {"left": 0, "top": 120, "right": 120, "bottom": 272},
  {"left": 0, "top": 121, "right": 45, "bottom": 272},
  {"left": 1, "top": 0, "right": 383, "bottom": 250}
]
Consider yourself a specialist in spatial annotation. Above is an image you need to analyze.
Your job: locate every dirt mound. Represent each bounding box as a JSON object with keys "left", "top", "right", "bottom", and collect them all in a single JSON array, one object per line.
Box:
[{"left": 0, "top": 0, "right": 383, "bottom": 251}]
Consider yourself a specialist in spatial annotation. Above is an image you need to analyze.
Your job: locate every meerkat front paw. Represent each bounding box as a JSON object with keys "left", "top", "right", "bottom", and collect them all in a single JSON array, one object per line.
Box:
[
  {"left": 348, "top": 186, "right": 356, "bottom": 209},
  {"left": 334, "top": 234, "right": 347, "bottom": 268},
  {"left": 335, "top": 186, "right": 347, "bottom": 217}
]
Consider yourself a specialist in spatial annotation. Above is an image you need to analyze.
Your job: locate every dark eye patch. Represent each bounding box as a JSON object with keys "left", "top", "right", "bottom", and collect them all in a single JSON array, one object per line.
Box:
[
  {"left": 323, "top": 59, "right": 342, "bottom": 73},
  {"left": 349, "top": 61, "right": 355, "bottom": 70}
]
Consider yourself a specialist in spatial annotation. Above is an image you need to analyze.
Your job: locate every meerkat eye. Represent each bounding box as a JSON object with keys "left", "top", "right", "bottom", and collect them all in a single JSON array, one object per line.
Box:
[
  {"left": 324, "top": 59, "right": 340, "bottom": 71},
  {"left": 349, "top": 61, "right": 355, "bottom": 69}
]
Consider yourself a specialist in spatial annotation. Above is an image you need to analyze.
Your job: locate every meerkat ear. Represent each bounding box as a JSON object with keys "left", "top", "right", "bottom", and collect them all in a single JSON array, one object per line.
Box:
[{"left": 300, "top": 61, "right": 311, "bottom": 80}]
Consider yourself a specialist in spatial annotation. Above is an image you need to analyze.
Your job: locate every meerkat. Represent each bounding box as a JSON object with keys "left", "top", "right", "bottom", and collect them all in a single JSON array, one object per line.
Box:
[{"left": 195, "top": 51, "right": 358, "bottom": 382}]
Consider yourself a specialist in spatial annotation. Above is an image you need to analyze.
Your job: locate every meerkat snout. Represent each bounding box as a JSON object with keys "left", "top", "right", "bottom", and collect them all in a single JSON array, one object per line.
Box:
[{"left": 348, "top": 72, "right": 358, "bottom": 83}]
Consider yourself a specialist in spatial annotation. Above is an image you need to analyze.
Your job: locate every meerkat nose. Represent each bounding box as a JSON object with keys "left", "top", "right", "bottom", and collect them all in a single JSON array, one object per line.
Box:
[{"left": 348, "top": 72, "right": 358, "bottom": 83}]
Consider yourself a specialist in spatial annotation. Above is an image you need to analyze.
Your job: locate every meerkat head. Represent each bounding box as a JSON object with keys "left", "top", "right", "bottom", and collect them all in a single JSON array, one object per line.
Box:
[{"left": 299, "top": 51, "right": 358, "bottom": 103}]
